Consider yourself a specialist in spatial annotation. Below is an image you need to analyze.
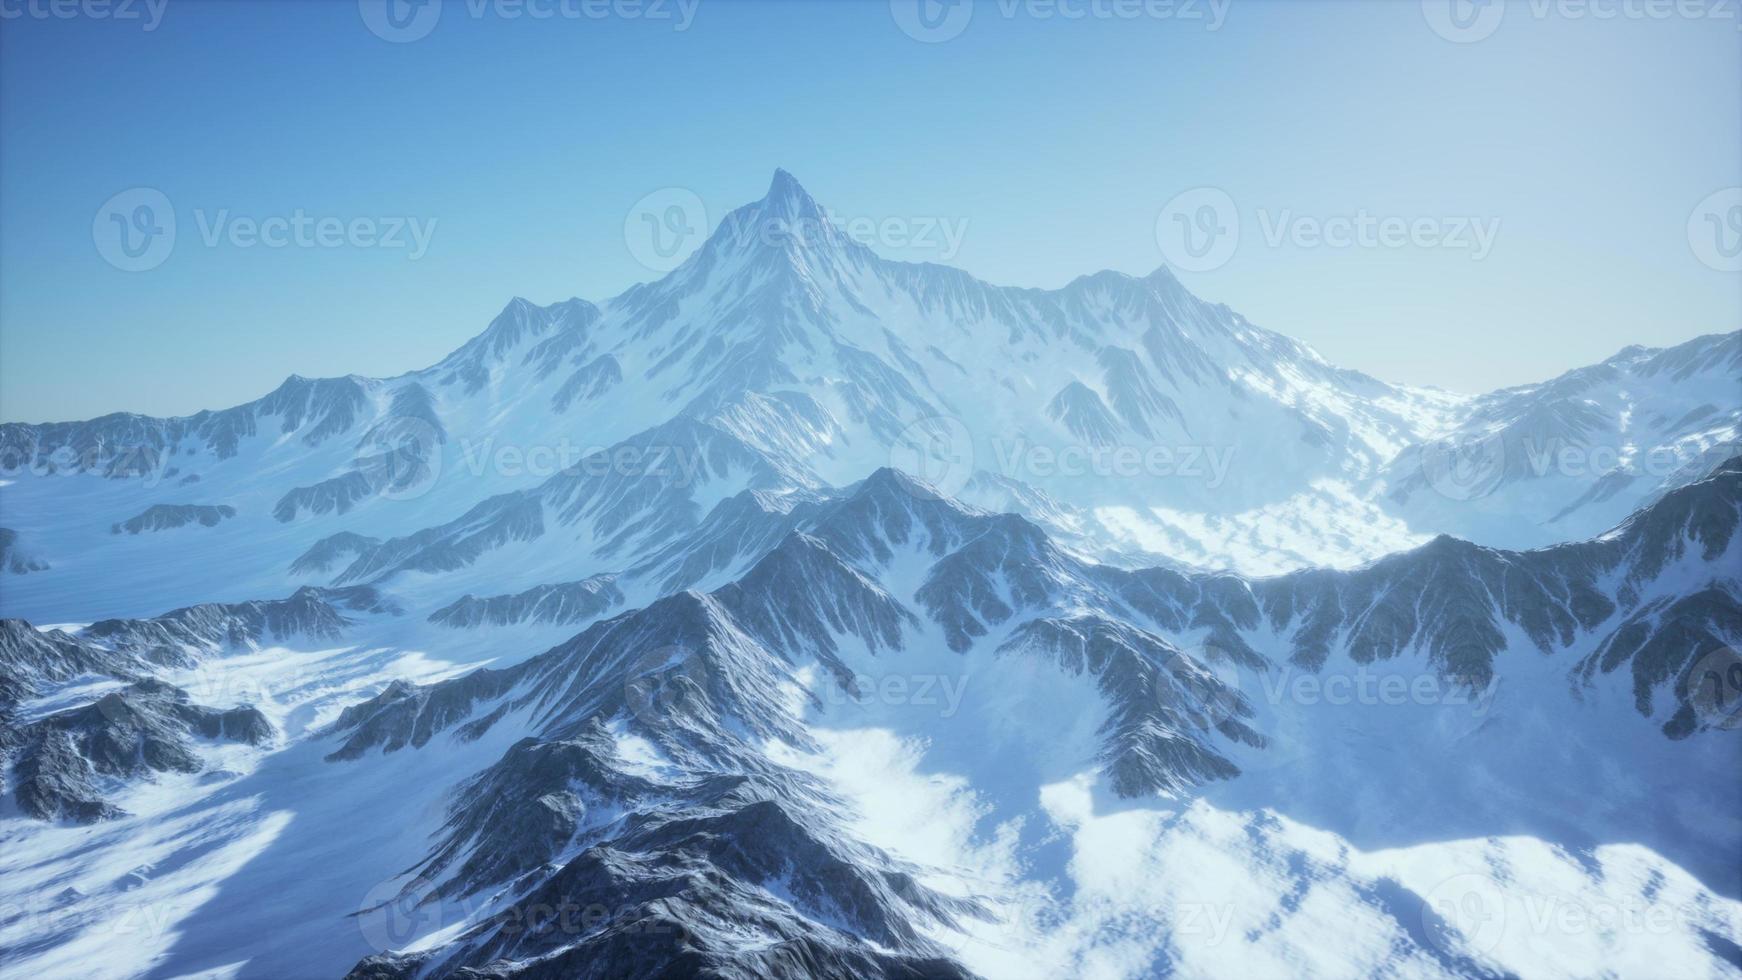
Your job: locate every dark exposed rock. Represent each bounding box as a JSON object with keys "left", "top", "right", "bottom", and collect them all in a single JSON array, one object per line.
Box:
[
  {"left": 83, "top": 585, "right": 398, "bottom": 660},
  {"left": 552, "top": 354, "right": 622, "bottom": 412},
  {"left": 430, "top": 575, "right": 623, "bottom": 629},
  {"left": 1002, "top": 615, "right": 1263, "bottom": 796},
  {"left": 111, "top": 503, "right": 236, "bottom": 535},
  {"left": 274, "top": 470, "right": 375, "bottom": 522},
  {"left": 328, "top": 458, "right": 1737, "bottom": 976},
  {"left": 334, "top": 416, "right": 808, "bottom": 585},
  {"left": 0, "top": 374, "right": 373, "bottom": 477},
  {"left": 291, "top": 531, "right": 383, "bottom": 576},
  {"left": 11, "top": 678, "right": 273, "bottom": 822}
]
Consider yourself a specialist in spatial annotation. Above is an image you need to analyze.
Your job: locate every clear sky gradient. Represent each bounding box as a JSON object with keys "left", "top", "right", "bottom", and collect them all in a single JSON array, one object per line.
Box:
[{"left": 2, "top": 0, "right": 1738, "bottom": 422}]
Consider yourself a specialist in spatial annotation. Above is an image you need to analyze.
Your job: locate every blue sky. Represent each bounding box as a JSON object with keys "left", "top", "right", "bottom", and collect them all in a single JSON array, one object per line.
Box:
[{"left": 1, "top": 0, "right": 1737, "bottom": 422}]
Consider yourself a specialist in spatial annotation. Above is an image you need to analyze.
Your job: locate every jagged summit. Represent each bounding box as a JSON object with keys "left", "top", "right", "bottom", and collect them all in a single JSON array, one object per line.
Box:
[
  {"left": 762, "top": 167, "right": 818, "bottom": 213},
  {"left": 2, "top": 166, "right": 1739, "bottom": 980},
  {"left": 3, "top": 172, "right": 1737, "bottom": 621},
  {"left": 697, "top": 166, "right": 855, "bottom": 269},
  {"left": 852, "top": 465, "right": 951, "bottom": 501}
]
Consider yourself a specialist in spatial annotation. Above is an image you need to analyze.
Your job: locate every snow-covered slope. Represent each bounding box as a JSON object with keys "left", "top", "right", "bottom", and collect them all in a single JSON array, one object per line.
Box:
[
  {"left": 1, "top": 463, "right": 1737, "bottom": 978},
  {"left": 1386, "top": 332, "right": 1742, "bottom": 549},
  {"left": 0, "top": 171, "right": 1737, "bottom": 979},
  {"left": 1, "top": 173, "right": 1733, "bottom": 608}
]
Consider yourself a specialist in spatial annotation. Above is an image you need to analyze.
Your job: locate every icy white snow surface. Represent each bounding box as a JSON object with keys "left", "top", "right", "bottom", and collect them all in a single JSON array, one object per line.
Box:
[{"left": 0, "top": 171, "right": 1737, "bottom": 979}]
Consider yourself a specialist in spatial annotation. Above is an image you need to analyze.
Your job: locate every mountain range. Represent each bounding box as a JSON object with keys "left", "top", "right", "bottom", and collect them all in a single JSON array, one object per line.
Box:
[{"left": 0, "top": 172, "right": 1737, "bottom": 980}]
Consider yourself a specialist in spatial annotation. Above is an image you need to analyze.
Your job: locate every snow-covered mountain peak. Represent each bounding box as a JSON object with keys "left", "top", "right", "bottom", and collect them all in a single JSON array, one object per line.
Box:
[
  {"left": 694, "top": 168, "right": 862, "bottom": 265},
  {"left": 0, "top": 166, "right": 1737, "bottom": 978},
  {"left": 761, "top": 167, "right": 822, "bottom": 217},
  {"left": 1, "top": 176, "right": 1734, "bottom": 623}
]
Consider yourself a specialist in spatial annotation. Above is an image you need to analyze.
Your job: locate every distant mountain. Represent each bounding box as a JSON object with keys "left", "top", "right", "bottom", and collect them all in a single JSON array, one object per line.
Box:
[
  {"left": 0, "top": 173, "right": 1736, "bottom": 980},
  {"left": 3, "top": 172, "right": 1733, "bottom": 623},
  {"left": 1387, "top": 332, "right": 1741, "bottom": 546}
]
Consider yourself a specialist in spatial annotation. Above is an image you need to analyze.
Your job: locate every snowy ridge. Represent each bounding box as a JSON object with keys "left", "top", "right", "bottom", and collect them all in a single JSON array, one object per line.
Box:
[
  {"left": 1, "top": 172, "right": 1733, "bottom": 622},
  {"left": 305, "top": 462, "right": 1739, "bottom": 977},
  {"left": 0, "top": 171, "right": 1737, "bottom": 979}
]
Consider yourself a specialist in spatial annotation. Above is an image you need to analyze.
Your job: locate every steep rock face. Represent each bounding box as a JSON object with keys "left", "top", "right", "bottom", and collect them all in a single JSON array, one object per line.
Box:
[
  {"left": 289, "top": 531, "right": 382, "bottom": 576},
  {"left": 1386, "top": 332, "right": 1741, "bottom": 547},
  {"left": 81, "top": 585, "right": 397, "bottom": 660},
  {"left": 313, "top": 464, "right": 1742, "bottom": 977},
  {"left": 413, "top": 722, "right": 660, "bottom": 898},
  {"left": 330, "top": 492, "right": 548, "bottom": 584},
  {"left": 1, "top": 584, "right": 394, "bottom": 829},
  {"left": 348, "top": 780, "right": 976, "bottom": 980},
  {"left": 1097, "top": 344, "right": 1185, "bottom": 438},
  {"left": 713, "top": 532, "right": 916, "bottom": 665},
  {"left": 10, "top": 678, "right": 273, "bottom": 822},
  {"left": 624, "top": 487, "right": 824, "bottom": 595},
  {"left": 429, "top": 575, "right": 624, "bottom": 629},
  {"left": 0, "top": 374, "right": 374, "bottom": 476},
  {"left": 274, "top": 385, "right": 449, "bottom": 523},
  {"left": 0, "top": 172, "right": 1736, "bottom": 979},
  {"left": 111, "top": 503, "right": 236, "bottom": 535},
  {"left": 316, "top": 474, "right": 1286, "bottom": 977},
  {"left": 2, "top": 585, "right": 393, "bottom": 737},
  {"left": 327, "top": 589, "right": 805, "bottom": 763},
  {"left": 329, "top": 557, "right": 979, "bottom": 978},
  {"left": 2, "top": 172, "right": 1732, "bottom": 632},
  {"left": 435, "top": 297, "right": 603, "bottom": 393},
  {"left": 1000, "top": 615, "right": 1264, "bottom": 796},
  {"left": 327, "top": 416, "right": 806, "bottom": 587},
  {"left": 0, "top": 619, "right": 137, "bottom": 715},
  {"left": 273, "top": 471, "right": 375, "bottom": 523},
  {"left": 1231, "top": 462, "right": 1741, "bottom": 731},
  {"left": 552, "top": 354, "right": 623, "bottom": 412},
  {"left": 1046, "top": 380, "right": 1123, "bottom": 446}
]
